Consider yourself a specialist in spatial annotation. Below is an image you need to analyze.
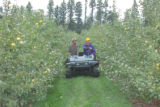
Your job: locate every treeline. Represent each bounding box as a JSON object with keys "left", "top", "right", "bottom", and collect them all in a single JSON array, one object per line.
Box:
[
  {"left": 0, "top": 0, "right": 119, "bottom": 34},
  {"left": 46, "top": 0, "right": 119, "bottom": 34},
  {"left": 0, "top": 0, "right": 160, "bottom": 33}
]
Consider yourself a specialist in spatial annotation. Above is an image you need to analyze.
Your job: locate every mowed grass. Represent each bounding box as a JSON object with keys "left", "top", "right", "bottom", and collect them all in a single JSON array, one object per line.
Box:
[{"left": 33, "top": 75, "right": 132, "bottom": 107}]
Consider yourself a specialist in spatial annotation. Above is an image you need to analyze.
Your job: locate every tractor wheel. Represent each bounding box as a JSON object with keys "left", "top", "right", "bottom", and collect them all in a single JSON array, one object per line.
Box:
[
  {"left": 92, "top": 66, "right": 100, "bottom": 77},
  {"left": 65, "top": 68, "right": 72, "bottom": 78}
]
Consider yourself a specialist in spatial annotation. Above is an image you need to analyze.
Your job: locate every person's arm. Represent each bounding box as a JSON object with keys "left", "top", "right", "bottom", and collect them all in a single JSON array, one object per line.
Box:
[
  {"left": 68, "top": 46, "right": 72, "bottom": 53},
  {"left": 91, "top": 45, "right": 96, "bottom": 55},
  {"left": 76, "top": 45, "right": 79, "bottom": 56},
  {"left": 83, "top": 44, "right": 87, "bottom": 55}
]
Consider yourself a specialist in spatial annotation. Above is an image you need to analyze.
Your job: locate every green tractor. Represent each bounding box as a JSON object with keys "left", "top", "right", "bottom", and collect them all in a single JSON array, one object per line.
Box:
[{"left": 65, "top": 55, "right": 100, "bottom": 78}]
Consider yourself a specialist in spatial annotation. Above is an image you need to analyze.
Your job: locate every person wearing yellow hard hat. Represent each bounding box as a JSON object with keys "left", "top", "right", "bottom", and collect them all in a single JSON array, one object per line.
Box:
[
  {"left": 83, "top": 37, "right": 96, "bottom": 57},
  {"left": 85, "top": 37, "right": 90, "bottom": 42}
]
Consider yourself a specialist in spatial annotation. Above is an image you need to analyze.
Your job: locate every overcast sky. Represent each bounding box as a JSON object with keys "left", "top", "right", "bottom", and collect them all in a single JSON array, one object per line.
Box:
[{"left": 0, "top": 0, "right": 140, "bottom": 18}]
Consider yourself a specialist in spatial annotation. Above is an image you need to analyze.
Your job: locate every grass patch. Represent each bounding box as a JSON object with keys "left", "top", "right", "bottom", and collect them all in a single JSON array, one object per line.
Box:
[{"left": 33, "top": 75, "right": 132, "bottom": 107}]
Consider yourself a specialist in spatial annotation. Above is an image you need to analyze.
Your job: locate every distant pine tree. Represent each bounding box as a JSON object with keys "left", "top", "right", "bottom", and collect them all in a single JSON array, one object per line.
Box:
[
  {"left": 55, "top": 5, "right": 59, "bottom": 24},
  {"left": 0, "top": 6, "right": 3, "bottom": 19},
  {"left": 107, "top": 11, "right": 114, "bottom": 24},
  {"left": 85, "top": 17, "right": 92, "bottom": 29},
  {"left": 47, "top": 0, "right": 54, "bottom": 18},
  {"left": 84, "top": 0, "right": 88, "bottom": 24},
  {"left": 89, "top": 0, "right": 96, "bottom": 23},
  {"left": 26, "top": 2, "right": 32, "bottom": 12},
  {"left": 59, "top": 0, "right": 67, "bottom": 26},
  {"left": 142, "top": 0, "right": 152, "bottom": 26},
  {"left": 96, "top": 0, "right": 103, "bottom": 24},
  {"left": 124, "top": 9, "right": 132, "bottom": 23},
  {"left": 0, "top": 6, "right": 3, "bottom": 13},
  {"left": 107, "top": 0, "right": 118, "bottom": 25},
  {"left": 20, "top": 6, "right": 24, "bottom": 15},
  {"left": 103, "top": 0, "right": 108, "bottom": 23},
  {"left": 67, "top": 0, "right": 75, "bottom": 31},
  {"left": 131, "top": 0, "right": 139, "bottom": 19},
  {"left": 113, "top": 0, "right": 116, "bottom": 13},
  {"left": 75, "top": 2, "right": 83, "bottom": 34},
  {"left": 142, "top": 0, "right": 160, "bottom": 26},
  {"left": 131, "top": 0, "right": 140, "bottom": 36}
]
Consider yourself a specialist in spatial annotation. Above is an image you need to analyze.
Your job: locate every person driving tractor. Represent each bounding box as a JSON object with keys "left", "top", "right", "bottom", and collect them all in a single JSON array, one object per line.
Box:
[{"left": 83, "top": 37, "right": 96, "bottom": 56}]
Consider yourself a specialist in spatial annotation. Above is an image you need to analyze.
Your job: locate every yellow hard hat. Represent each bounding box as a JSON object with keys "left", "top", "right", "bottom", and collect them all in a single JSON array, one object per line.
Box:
[{"left": 85, "top": 37, "right": 91, "bottom": 42}]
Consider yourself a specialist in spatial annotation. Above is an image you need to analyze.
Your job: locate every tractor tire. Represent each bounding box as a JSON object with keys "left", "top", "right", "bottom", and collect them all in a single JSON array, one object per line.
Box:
[
  {"left": 65, "top": 68, "right": 72, "bottom": 78},
  {"left": 92, "top": 66, "right": 100, "bottom": 77}
]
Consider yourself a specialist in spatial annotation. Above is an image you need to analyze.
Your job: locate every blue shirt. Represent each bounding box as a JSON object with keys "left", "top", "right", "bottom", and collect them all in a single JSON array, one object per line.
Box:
[{"left": 83, "top": 44, "right": 96, "bottom": 55}]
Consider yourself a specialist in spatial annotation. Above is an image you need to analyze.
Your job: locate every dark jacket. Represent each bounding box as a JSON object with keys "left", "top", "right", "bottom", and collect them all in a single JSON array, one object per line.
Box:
[
  {"left": 69, "top": 45, "right": 78, "bottom": 56},
  {"left": 83, "top": 44, "right": 96, "bottom": 55}
]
